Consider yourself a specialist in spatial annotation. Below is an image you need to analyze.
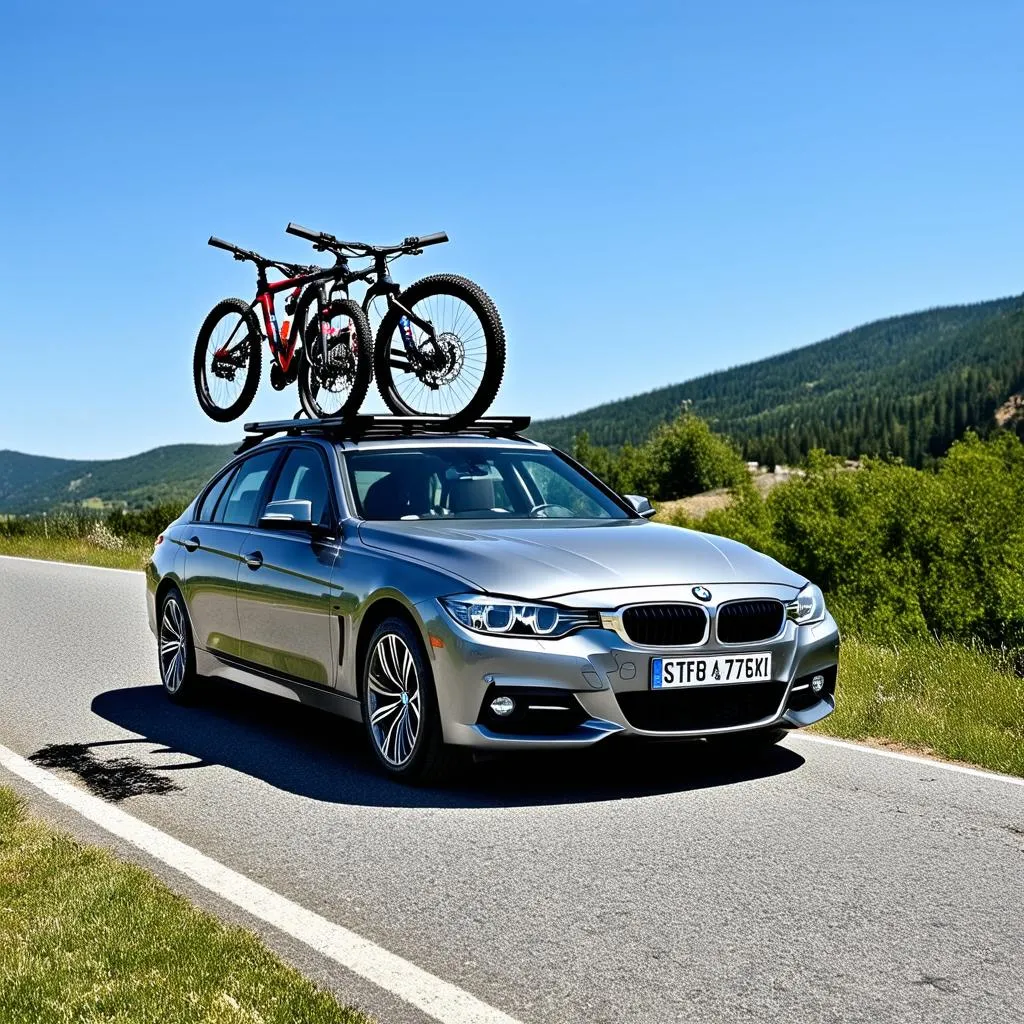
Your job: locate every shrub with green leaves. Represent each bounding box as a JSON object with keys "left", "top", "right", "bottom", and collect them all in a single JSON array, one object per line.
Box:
[
  {"left": 670, "top": 431, "right": 1024, "bottom": 648},
  {"left": 574, "top": 411, "right": 746, "bottom": 499}
]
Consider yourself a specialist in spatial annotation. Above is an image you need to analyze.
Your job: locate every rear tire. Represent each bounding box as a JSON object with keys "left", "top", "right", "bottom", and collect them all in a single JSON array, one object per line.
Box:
[
  {"left": 296, "top": 295, "right": 373, "bottom": 420},
  {"left": 374, "top": 274, "right": 505, "bottom": 427},
  {"left": 157, "top": 588, "right": 202, "bottom": 704},
  {"left": 193, "top": 298, "right": 262, "bottom": 422},
  {"left": 360, "top": 616, "right": 459, "bottom": 785}
]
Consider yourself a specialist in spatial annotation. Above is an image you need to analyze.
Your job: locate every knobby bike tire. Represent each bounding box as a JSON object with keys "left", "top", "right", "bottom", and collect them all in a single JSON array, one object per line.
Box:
[
  {"left": 295, "top": 291, "right": 373, "bottom": 419},
  {"left": 373, "top": 273, "right": 506, "bottom": 427},
  {"left": 193, "top": 298, "right": 262, "bottom": 422}
]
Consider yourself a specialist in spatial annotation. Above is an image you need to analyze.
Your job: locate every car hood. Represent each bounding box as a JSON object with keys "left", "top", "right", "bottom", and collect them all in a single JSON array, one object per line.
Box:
[{"left": 357, "top": 519, "right": 805, "bottom": 601}]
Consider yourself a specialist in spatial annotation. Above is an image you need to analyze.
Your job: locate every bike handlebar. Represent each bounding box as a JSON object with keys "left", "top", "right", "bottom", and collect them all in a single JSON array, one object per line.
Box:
[
  {"left": 210, "top": 235, "right": 316, "bottom": 278},
  {"left": 285, "top": 222, "right": 448, "bottom": 256},
  {"left": 409, "top": 231, "right": 448, "bottom": 248},
  {"left": 285, "top": 222, "right": 322, "bottom": 244},
  {"left": 209, "top": 235, "right": 246, "bottom": 256}
]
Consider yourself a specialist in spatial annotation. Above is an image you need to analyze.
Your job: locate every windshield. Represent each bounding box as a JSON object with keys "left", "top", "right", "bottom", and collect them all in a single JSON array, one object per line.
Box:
[{"left": 344, "top": 447, "right": 632, "bottom": 521}]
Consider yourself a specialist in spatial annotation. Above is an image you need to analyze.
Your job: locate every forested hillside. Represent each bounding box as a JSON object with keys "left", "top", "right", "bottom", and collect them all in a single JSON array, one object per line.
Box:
[
  {"left": 531, "top": 295, "right": 1024, "bottom": 466},
  {"left": 0, "top": 444, "right": 235, "bottom": 513}
]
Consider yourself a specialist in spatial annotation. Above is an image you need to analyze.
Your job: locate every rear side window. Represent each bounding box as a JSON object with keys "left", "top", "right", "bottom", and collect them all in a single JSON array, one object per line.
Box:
[
  {"left": 269, "top": 447, "right": 333, "bottom": 527},
  {"left": 216, "top": 450, "right": 280, "bottom": 526},
  {"left": 196, "top": 468, "right": 235, "bottom": 523}
]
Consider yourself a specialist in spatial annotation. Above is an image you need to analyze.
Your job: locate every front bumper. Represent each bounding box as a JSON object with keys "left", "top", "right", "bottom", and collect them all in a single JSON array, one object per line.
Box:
[{"left": 416, "top": 592, "right": 840, "bottom": 749}]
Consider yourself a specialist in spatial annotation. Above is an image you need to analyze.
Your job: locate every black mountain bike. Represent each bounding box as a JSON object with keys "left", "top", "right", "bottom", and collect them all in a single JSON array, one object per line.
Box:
[
  {"left": 286, "top": 223, "right": 506, "bottom": 424},
  {"left": 194, "top": 237, "right": 373, "bottom": 422}
]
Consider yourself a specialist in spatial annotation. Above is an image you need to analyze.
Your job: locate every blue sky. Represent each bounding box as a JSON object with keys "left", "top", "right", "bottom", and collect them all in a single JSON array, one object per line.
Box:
[{"left": 1, "top": 1, "right": 1022, "bottom": 459}]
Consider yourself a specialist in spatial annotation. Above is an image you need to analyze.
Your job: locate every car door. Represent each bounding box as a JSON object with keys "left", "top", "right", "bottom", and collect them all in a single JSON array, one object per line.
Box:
[
  {"left": 181, "top": 449, "right": 282, "bottom": 662},
  {"left": 234, "top": 444, "right": 341, "bottom": 688}
]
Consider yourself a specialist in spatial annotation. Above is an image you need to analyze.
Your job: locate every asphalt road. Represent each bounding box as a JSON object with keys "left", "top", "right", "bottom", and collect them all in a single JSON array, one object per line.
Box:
[{"left": 1, "top": 555, "right": 1022, "bottom": 1024}]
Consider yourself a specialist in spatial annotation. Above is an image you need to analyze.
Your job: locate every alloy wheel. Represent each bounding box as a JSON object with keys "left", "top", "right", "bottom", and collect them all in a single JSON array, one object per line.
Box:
[
  {"left": 159, "top": 597, "right": 188, "bottom": 694},
  {"left": 367, "top": 633, "right": 422, "bottom": 767}
]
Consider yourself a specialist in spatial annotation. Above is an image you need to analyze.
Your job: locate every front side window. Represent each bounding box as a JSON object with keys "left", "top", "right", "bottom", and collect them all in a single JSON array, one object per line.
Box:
[
  {"left": 196, "top": 467, "right": 235, "bottom": 523},
  {"left": 345, "top": 447, "right": 630, "bottom": 522},
  {"left": 269, "top": 447, "right": 333, "bottom": 527},
  {"left": 216, "top": 450, "right": 280, "bottom": 526}
]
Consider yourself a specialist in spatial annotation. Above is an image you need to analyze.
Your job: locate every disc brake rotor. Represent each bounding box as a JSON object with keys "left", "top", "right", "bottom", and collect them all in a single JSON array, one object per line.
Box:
[
  {"left": 420, "top": 331, "right": 465, "bottom": 387},
  {"left": 313, "top": 320, "right": 357, "bottom": 391}
]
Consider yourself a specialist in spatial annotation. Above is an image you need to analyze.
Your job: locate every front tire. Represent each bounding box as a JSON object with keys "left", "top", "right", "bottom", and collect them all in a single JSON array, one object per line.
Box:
[
  {"left": 373, "top": 274, "right": 506, "bottom": 426},
  {"left": 193, "top": 298, "right": 262, "bottom": 422},
  {"left": 158, "top": 588, "right": 202, "bottom": 704},
  {"left": 360, "top": 616, "right": 457, "bottom": 784},
  {"left": 296, "top": 295, "right": 373, "bottom": 420}
]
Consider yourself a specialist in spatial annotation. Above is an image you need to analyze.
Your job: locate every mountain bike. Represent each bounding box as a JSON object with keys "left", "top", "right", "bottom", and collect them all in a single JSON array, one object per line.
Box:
[
  {"left": 285, "top": 223, "right": 506, "bottom": 425},
  {"left": 193, "top": 237, "right": 373, "bottom": 422}
]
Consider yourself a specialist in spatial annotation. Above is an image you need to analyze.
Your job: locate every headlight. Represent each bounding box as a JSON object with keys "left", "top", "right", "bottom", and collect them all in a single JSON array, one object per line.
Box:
[
  {"left": 440, "top": 594, "right": 596, "bottom": 638},
  {"left": 787, "top": 582, "right": 826, "bottom": 625}
]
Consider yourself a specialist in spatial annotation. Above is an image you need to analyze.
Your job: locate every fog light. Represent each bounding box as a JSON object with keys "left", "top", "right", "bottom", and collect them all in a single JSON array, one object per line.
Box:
[
  {"left": 489, "top": 695, "right": 515, "bottom": 717},
  {"left": 811, "top": 673, "right": 825, "bottom": 694}
]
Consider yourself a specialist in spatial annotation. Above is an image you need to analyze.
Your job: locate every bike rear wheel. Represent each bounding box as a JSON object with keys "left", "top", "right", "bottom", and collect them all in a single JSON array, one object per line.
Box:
[
  {"left": 296, "top": 294, "right": 373, "bottom": 419},
  {"left": 373, "top": 274, "right": 506, "bottom": 426},
  {"left": 193, "top": 298, "right": 262, "bottom": 422}
]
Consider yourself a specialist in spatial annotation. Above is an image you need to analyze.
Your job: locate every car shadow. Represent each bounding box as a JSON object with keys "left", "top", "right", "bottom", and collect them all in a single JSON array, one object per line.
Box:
[{"left": 87, "top": 681, "right": 805, "bottom": 810}]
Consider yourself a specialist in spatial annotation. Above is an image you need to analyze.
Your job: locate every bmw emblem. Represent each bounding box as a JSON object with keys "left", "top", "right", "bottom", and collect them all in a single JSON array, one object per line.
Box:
[{"left": 692, "top": 586, "right": 712, "bottom": 602}]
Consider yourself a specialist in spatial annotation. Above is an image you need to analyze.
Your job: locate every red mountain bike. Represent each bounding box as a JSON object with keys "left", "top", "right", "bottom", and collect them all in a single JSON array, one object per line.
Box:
[{"left": 193, "top": 237, "right": 373, "bottom": 422}]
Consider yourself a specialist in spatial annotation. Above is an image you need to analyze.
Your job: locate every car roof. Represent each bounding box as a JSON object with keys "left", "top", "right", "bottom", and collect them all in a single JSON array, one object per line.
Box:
[
  {"left": 233, "top": 416, "right": 551, "bottom": 457},
  {"left": 334, "top": 434, "right": 551, "bottom": 452}
]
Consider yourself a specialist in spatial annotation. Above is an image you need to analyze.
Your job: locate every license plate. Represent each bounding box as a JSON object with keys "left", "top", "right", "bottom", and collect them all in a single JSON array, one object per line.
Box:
[{"left": 651, "top": 653, "right": 773, "bottom": 688}]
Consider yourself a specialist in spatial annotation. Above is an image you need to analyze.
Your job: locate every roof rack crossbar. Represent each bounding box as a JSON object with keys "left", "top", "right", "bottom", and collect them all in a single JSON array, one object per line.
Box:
[{"left": 234, "top": 415, "right": 532, "bottom": 453}]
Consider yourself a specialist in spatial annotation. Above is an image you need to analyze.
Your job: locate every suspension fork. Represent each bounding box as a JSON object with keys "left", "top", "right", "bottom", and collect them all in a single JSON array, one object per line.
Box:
[{"left": 371, "top": 254, "right": 439, "bottom": 364}]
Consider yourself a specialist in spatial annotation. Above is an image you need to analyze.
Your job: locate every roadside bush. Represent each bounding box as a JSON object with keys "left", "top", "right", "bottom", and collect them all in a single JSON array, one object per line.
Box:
[
  {"left": 86, "top": 520, "right": 126, "bottom": 551},
  {"left": 108, "top": 502, "right": 187, "bottom": 541},
  {"left": 670, "top": 432, "right": 1024, "bottom": 648},
  {"left": 574, "top": 411, "right": 747, "bottom": 499}
]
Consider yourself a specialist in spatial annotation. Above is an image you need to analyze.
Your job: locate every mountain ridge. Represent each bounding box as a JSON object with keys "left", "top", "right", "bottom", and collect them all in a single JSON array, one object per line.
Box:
[
  {"left": 528, "top": 293, "right": 1024, "bottom": 463},
  {"left": 0, "top": 443, "right": 235, "bottom": 513}
]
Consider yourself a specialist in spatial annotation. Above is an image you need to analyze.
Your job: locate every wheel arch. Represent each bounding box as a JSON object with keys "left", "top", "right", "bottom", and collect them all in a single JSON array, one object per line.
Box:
[
  {"left": 354, "top": 593, "right": 428, "bottom": 701},
  {"left": 154, "top": 574, "right": 200, "bottom": 647}
]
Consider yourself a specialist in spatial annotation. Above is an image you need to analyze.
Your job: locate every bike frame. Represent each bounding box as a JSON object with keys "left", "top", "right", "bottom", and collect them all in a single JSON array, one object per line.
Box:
[
  {"left": 248, "top": 264, "right": 341, "bottom": 374},
  {"left": 215, "top": 243, "right": 442, "bottom": 382},
  {"left": 297, "top": 250, "right": 440, "bottom": 373},
  {"left": 359, "top": 253, "right": 442, "bottom": 370}
]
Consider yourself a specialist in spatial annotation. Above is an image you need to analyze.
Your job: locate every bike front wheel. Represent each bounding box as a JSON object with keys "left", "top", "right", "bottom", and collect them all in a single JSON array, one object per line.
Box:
[
  {"left": 297, "top": 296, "right": 373, "bottom": 419},
  {"left": 193, "top": 298, "right": 263, "bottom": 422},
  {"left": 373, "top": 274, "right": 506, "bottom": 426}
]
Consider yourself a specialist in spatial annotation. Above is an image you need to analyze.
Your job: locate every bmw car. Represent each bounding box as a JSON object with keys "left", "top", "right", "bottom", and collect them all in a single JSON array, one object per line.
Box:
[{"left": 146, "top": 416, "right": 840, "bottom": 783}]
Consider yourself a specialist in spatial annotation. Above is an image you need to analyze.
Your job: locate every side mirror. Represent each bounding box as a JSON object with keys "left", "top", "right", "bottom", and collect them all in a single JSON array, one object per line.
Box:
[
  {"left": 259, "top": 499, "right": 314, "bottom": 531},
  {"left": 624, "top": 494, "right": 657, "bottom": 519}
]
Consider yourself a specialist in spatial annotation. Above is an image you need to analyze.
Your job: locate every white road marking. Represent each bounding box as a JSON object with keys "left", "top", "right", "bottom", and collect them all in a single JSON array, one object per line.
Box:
[
  {"left": 790, "top": 732, "right": 1024, "bottom": 787},
  {"left": 0, "top": 554, "right": 143, "bottom": 576},
  {"left": 0, "top": 742, "right": 521, "bottom": 1024}
]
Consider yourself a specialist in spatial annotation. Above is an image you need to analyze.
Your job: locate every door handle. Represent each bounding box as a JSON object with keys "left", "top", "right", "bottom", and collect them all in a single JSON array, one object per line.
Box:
[
  {"left": 184, "top": 536, "right": 201, "bottom": 552},
  {"left": 244, "top": 551, "right": 263, "bottom": 570}
]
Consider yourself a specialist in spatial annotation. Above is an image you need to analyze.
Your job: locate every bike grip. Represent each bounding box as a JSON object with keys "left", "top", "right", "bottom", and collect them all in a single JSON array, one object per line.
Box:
[
  {"left": 416, "top": 231, "right": 448, "bottom": 247},
  {"left": 208, "top": 235, "right": 236, "bottom": 252},
  {"left": 286, "top": 222, "right": 321, "bottom": 243}
]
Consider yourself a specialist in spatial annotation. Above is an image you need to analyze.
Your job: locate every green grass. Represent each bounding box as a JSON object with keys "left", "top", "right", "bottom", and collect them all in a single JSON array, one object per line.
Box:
[
  {"left": 815, "top": 635, "right": 1024, "bottom": 777},
  {"left": 0, "top": 535, "right": 151, "bottom": 570},
  {"left": 0, "top": 787, "right": 371, "bottom": 1024}
]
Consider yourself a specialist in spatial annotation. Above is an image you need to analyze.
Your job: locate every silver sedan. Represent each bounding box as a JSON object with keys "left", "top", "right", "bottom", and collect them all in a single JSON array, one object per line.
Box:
[{"left": 146, "top": 423, "right": 839, "bottom": 783}]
